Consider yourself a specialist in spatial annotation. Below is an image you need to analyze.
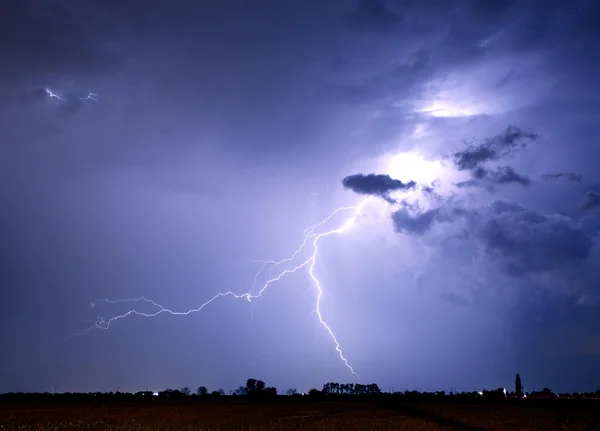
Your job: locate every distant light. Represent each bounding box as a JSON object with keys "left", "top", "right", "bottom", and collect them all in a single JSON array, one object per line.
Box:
[
  {"left": 153, "top": 392, "right": 159, "bottom": 396},
  {"left": 478, "top": 391, "right": 483, "bottom": 396},
  {"left": 503, "top": 388, "right": 507, "bottom": 395},
  {"left": 385, "top": 151, "right": 444, "bottom": 186},
  {"left": 419, "top": 102, "right": 478, "bottom": 118},
  {"left": 416, "top": 75, "right": 492, "bottom": 118}
]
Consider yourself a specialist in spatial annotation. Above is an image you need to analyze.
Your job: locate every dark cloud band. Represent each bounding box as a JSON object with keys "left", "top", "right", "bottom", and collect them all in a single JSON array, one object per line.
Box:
[
  {"left": 541, "top": 173, "right": 583, "bottom": 184},
  {"left": 451, "top": 126, "right": 537, "bottom": 189},
  {"left": 342, "top": 173, "right": 416, "bottom": 203},
  {"left": 580, "top": 191, "right": 600, "bottom": 211}
]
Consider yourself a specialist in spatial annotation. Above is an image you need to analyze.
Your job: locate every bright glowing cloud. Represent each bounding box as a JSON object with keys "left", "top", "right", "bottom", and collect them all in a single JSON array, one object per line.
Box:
[{"left": 385, "top": 151, "right": 444, "bottom": 185}]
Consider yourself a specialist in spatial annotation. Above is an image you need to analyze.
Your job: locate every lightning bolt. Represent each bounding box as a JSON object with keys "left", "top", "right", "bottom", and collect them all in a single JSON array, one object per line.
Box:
[
  {"left": 44, "top": 87, "right": 98, "bottom": 104},
  {"left": 79, "top": 91, "right": 98, "bottom": 101},
  {"left": 81, "top": 199, "right": 371, "bottom": 378},
  {"left": 44, "top": 88, "right": 65, "bottom": 105}
]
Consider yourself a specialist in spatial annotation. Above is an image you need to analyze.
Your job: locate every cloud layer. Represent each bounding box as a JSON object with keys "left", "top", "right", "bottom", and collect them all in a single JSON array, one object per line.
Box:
[
  {"left": 478, "top": 204, "right": 593, "bottom": 276},
  {"left": 580, "top": 191, "right": 600, "bottom": 211},
  {"left": 541, "top": 173, "right": 583, "bottom": 184},
  {"left": 342, "top": 173, "right": 416, "bottom": 203},
  {"left": 452, "top": 126, "right": 537, "bottom": 190}
]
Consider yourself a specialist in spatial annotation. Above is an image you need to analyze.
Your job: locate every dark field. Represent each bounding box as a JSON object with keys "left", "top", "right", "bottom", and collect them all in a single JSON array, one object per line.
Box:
[{"left": 1, "top": 398, "right": 599, "bottom": 431}]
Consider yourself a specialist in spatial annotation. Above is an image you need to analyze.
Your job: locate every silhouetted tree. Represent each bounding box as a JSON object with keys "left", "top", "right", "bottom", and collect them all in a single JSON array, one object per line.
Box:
[
  {"left": 322, "top": 382, "right": 381, "bottom": 396},
  {"left": 322, "top": 382, "right": 339, "bottom": 395},
  {"left": 196, "top": 386, "right": 208, "bottom": 396},
  {"left": 244, "top": 378, "right": 276, "bottom": 398},
  {"left": 158, "top": 389, "right": 185, "bottom": 398},
  {"left": 482, "top": 388, "right": 506, "bottom": 399},
  {"left": 515, "top": 373, "right": 523, "bottom": 398},
  {"left": 529, "top": 387, "right": 556, "bottom": 398},
  {"left": 181, "top": 387, "right": 191, "bottom": 396},
  {"left": 234, "top": 386, "right": 247, "bottom": 396},
  {"left": 307, "top": 388, "right": 321, "bottom": 397},
  {"left": 286, "top": 388, "right": 298, "bottom": 396},
  {"left": 246, "top": 379, "right": 257, "bottom": 392},
  {"left": 367, "top": 383, "right": 381, "bottom": 395}
]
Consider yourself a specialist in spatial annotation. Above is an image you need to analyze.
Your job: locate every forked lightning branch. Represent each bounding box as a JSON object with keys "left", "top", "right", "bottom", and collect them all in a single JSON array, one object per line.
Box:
[{"left": 83, "top": 199, "right": 371, "bottom": 378}]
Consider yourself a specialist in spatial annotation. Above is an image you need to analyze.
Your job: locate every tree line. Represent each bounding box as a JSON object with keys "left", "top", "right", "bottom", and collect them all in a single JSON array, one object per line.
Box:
[{"left": 3, "top": 373, "right": 600, "bottom": 400}]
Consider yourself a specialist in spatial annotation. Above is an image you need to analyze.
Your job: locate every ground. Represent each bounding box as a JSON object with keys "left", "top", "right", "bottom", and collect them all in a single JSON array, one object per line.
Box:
[{"left": 1, "top": 397, "right": 599, "bottom": 430}]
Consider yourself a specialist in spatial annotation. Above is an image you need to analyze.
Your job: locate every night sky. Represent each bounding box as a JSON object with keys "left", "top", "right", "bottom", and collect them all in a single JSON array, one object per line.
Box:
[{"left": 2, "top": 0, "right": 600, "bottom": 395}]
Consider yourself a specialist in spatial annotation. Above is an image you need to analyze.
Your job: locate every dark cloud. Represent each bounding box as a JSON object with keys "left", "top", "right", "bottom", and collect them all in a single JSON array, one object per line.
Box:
[
  {"left": 489, "top": 200, "right": 525, "bottom": 214},
  {"left": 420, "top": 183, "right": 445, "bottom": 203},
  {"left": 392, "top": 206, "right": 466, "bottom": 236},
  {"left": 342, "top": 173, "right": 416, "bottom": 203},
  {"left": 455, "top": 179, "right": 496, "bottom": 193},
  {"left": 506, "top": 0, "right": 600, "bottom": 57},
  {"left": 455, "top": 166, "right": 531, "bottom": 191},
  {"left": 345, "top": 0, "right": 403, "bottom": 35},
  {"left": 392, "top": 208, "right": 439, "bottom": 235},
  {"left": 478, "top": 208, "right": 593, "bottom": 276},
  {"left": 452, "top": 126, "right": 537, "bottom": 171},
  {"left": 476, "top": 165, "right": 531, "bottom": 186},
  {"left": 580, "top": 191, "right": 600, "bottom": 211},
  {"left": 541, "top": 173, "right": 583, "bottom": 184},
  {"left": 392, "top": 198, "right": 596, "bottom": 281},
  {"left": 0, "top": 0, "right": 123, "bottom": 85},
  {"left": 451, "top": 126, "right": 537, "bottom": 190}
]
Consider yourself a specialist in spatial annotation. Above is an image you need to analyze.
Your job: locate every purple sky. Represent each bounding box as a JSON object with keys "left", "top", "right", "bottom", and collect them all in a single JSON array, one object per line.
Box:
[{"left": 2, "top": 0, "right": 600, "bottom": 395}]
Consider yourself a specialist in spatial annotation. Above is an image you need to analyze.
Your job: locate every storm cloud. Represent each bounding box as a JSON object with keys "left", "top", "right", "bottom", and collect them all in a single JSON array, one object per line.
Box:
[
  {"left": 478, "top": 208, "right": 594, "bottom": 276},
  {"left": 580, "top": 191, "right": 600, "bottom": 211},
  {"left": 392, "top": 206, "right": 467, "bottom": 236},
  {"left": 0, "top": 0, "right": 123, "bottom": 85},
  {"left": 342, "top": 173, "right": 416, "bottom": 203},
  {"left": 457, "top": 165, "right": 532, "bottom": 190},
  {"left": 477, "top": 166, "right": 531, "bottom": 186},
  {"left": 451, "top": 126, "right": 537, "bottom": 190},
  {"left": 541, "top": 172, "right": 583, "bottom": 184},
  {"left": 452, "top": 126, "right": 538, "bottom": 171},
  {"left": 345, "top": 0, "right": 403, "bottom": 35},
  {"left": 391, "top": 197, "right": 596, "bottom": 280}
]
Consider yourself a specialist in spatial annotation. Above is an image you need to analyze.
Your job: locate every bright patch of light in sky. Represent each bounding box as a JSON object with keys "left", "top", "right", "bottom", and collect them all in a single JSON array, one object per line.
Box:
[
  {"left": 420, "top": 101, "right": 480, "bottom": 118},
  {"left": 385, "top": 151, "right": 444, "bottom": 185},
  {"left": 416, "top": 73, "right": 494, "bottom": 118}
]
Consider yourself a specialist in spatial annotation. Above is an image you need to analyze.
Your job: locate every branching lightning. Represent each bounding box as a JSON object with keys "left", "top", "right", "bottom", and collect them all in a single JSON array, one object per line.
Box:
[
  {"left": 81, "top": 199, "right": 371, "bottom": 378},
  {"left": 79, "top": 91, "right": 98, "bottom": 101},
  {"left": 44, "top": 87, "right": 98, "bottom": 104},
  {"left": 44, "top": 88, "right": 65, "bottom": 105}
]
